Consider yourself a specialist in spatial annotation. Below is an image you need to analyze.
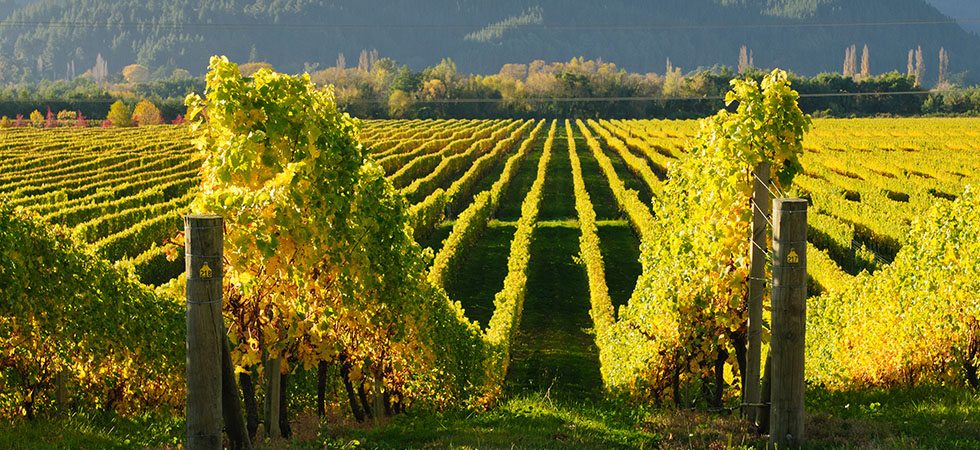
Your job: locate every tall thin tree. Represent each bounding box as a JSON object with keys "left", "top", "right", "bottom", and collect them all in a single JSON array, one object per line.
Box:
[
  {"left": 358, "top": 50, "right": 369, "bottom": 72},
  {"left": 739, "top": 45, "right": 751, "bottom": 74},
  {"left": 907, "top": 49, "right": 915, "bottom": 80},
  {"left": 860, "top": 44, "right": 870, "bottom": 79},
  {"left": 843, "top": 45, "right": 858, "bottom": 77},
  {"left": 938, "top": 47, "right": 950, "bottom": 87},
  {"left": 915, "top": 46, "right": 925, "bottom": 87}
]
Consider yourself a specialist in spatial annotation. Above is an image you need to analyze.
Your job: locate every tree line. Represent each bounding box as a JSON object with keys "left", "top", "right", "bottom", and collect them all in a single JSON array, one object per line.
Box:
[{"left": 4, "top": 57, "right": 980, "bottom": 121}]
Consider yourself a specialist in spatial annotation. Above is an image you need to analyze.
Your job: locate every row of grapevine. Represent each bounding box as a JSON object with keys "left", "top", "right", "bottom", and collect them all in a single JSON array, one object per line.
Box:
[
  {"left": 0, "top": 205, "right": 185, "bottom": 418},
  {"left": 587, "top": 71, "right": 812, "bottom": 403},
  {"left": 601, "top": 116, "right": 979, "bottom": 298},
  {"left": 406, "top": 120, "right": 540, "bottom": 241},
  {"left": 587, "top": 119, "right": 663, "bottom": 196},
  {"left": 71, "top": 191, "right": 197, "bottom": 243},
  {"left": 381, "top": 120, "right": 494, "bottom": 176},
  {"left": 566, "top": 119, "right": 617, "bottom": 375},
  {"left": 576, "top": 120, "right": 655, "bottom": 242},
  {"left": 808, "top": 186, "right": 980, "bottom": 388},
  {"left": 3, "top": 96, "right": 979, "bottom": 421},
  {"left": 365, "top": 119, "right": 458, "bottom": 154},
  {"left": 600, "top": 119, "right": 674, "bottom": 179},
  {"left": 0, "top": 118, "right": 507, "bottom": 291},
  {"left": 400, "top": 121, "right": 526, "bottom": 202},
  {"left": 0, "top": 128, "right": 201, "bottom": 288},
  {"left": 427, "top": 120, "right": 547, "bottom": 287},
  {"left": 482, "top": 120, "right": 557, "bottom": 393}
]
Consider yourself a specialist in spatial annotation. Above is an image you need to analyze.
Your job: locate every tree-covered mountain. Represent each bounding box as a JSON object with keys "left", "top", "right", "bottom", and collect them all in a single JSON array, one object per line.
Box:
[
  {"left": 2, "top": 0, "right": 980, "bottom": 84},
  {"left": 925, "top": 0, "right": 980, "bottom": 34}
]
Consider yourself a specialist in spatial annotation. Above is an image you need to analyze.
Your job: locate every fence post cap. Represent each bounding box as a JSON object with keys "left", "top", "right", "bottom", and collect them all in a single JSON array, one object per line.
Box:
[
  {"left": 775, "top": 198, "right": 809, "bottom": 209},
  {"left": 185, "top": 214, "right": 222, "bottom": 220}
]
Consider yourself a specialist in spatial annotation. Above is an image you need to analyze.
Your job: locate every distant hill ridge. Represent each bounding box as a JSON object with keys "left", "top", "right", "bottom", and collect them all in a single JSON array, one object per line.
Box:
[{"left": 1, "top": 0, "right": 979, "bottom": 83}]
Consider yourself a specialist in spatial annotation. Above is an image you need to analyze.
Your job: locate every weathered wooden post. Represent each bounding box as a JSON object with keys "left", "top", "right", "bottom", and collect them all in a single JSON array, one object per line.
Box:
[
  {"left": 264, "top": 357, "right": 283, "bottom": 438},
  {"left": 746, "top": 162, "right": 770, "bottom": 426},
  {"left": 185, "top": 214, "right": 223, "bottom": 450},
  {"left": 769, "top": 199, "right": 808, "bottom": 449}
]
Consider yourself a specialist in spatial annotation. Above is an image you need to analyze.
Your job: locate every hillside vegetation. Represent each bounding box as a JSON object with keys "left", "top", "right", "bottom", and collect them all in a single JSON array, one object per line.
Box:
[{"left": 1, "top": 0, "right": 979, "bottom": 83}]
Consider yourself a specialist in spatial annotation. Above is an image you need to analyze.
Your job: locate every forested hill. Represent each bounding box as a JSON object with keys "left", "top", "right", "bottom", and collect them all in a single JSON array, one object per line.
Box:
[
  {"left": 926, "top": 0, "right": 980, "bottom": 34},
  {"left": 2, "top": 0, "right": 980, "bottom": 83}
]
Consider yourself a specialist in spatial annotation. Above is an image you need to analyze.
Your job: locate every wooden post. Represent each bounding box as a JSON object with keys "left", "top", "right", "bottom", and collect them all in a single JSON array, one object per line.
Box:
[
  {"left": 373, "top": 370, "right": 384, "bottom": 426},
  {"left": 769, "top": 199, "right": 808, "bottom": 449},
  {"left": 264, "top": 357, "right": 282, "bottom": 438},
  {"left": 55, "top": 370, "right": 68, "bottom": 415},
  {"left": 746, "top": 162, "right": 770, "bottom": 425},
  {"left": 185, "top": 215, "right": 224, "bottom": 450}
]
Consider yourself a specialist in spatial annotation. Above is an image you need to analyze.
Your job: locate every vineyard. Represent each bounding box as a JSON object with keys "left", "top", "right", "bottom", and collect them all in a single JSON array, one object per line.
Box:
[
  {"left": 6, "top": 119, "right": 976, "bottom": 291},
  {"left": 1, "top": 64, "right": 979, "bottom": 448}
]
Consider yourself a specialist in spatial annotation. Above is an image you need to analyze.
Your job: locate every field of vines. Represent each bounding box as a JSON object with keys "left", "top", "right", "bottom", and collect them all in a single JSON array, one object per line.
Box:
[{"left": 2, "top": 83, "right": 979, "bottom": 446}]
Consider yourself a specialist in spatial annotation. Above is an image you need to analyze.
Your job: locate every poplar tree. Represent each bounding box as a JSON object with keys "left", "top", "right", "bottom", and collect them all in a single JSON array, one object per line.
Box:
[
  {"left": 938, "top": 47, "right": 950, "bottom": 87},
  {"left": 860, "top": 44, "right": 870, "bottom": 79},
  {"left": 915, "top": 46, "right": 925, "bottom": 87}
]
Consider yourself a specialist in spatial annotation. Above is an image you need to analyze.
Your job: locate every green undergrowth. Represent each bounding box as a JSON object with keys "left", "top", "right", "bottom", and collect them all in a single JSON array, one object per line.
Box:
[
  {"left": 0, "top": 411, "right": 183, "bottom": 449},
  {"left": 5, "top": 384, "right": 978, "bottom": 449},
  {"left": 325, "top": 394, "right": 661, "bottom": 449},
  {"left": 572, "top": 134, "right": 622, "bottom": 221}
]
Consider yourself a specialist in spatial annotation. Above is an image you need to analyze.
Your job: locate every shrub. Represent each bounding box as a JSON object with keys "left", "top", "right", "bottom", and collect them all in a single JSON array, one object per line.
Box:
[
  {"left": 132, "top": 99, "right": 163, "bottom": 126},
  {"left": 121, "top": 64, "right": 150, "bottom": 83},
  {"left": 107, "top": 101, "right": 133, "bottom": 127},
  {"left": 29, "top": 110, "right": 43, "bottom": 128}
]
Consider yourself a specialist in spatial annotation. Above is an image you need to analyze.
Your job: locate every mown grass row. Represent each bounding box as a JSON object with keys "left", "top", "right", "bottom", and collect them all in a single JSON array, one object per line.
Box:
[{"left": 483, "top": 120, "right": 558, "bottom": 393}]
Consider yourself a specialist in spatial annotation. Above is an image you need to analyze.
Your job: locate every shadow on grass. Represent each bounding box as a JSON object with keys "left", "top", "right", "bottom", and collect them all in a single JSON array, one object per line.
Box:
[
  {"left": 442, "top": 223, "right": 516, "bottom": 329},
  {"left": 597, "top": 223, "right": 641, "bottom": 311},
  {"left": 507, "top": 225, "right": 602, "bottom": 398}
]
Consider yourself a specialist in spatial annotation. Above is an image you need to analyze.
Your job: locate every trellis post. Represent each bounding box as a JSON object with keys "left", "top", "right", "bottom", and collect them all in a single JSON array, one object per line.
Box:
[
  {"left": 185, "top": 215, "right": 224, "bottom": 450},
  {"left": 769, "top": 199, "right": 808, "bottom": 449}
]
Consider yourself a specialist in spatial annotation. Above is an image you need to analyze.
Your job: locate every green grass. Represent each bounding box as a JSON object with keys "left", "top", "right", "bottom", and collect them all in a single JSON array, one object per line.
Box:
[
  {"left": 572, "top": 134, "right": 622, "bottom": 221},
  {"left": 0, "top": 411, "right": 183, "bottom": 449},
  {"left": 418, "top": 221, "right": 454, "bottom": 255},
  {"left": 597, "top": 223, "right": 641, "bottom": 310},
  {"left": 324, "top": 393, "right": 661, "bottom": 449},
  {"left": 442, "top": 223, "right": 517, "bottom": 329},
  {"left": 537, "top": 127, "right": 576, "bottom": 222},
  {"left": 495, "top": 133, "right": 544, "bottom": 221},
  {"left": 597, "top": 137, "right": 655, "bottom": 206},
  {"left": 506, "top": 123, "right": 602, "bottom": 397},
  {"left": 9, "top": 384, "right": 978, "bottom": 448},
  {"left": 457, "top": 132, "right": 530, "bottom": 214},
  {"left": 507, "top": 226, "right": 602, "bottom": 397},
  {"left": 805, "top": 384, "right": 980, "bottom": 449},
  {"left": 327, "top": 384, "right": 980, "bottom": 449}
]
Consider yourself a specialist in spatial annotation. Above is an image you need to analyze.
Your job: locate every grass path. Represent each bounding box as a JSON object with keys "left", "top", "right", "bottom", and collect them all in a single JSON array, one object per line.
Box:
[{"left": 505, "top": 125, "right": 603, "bottom": 398}]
